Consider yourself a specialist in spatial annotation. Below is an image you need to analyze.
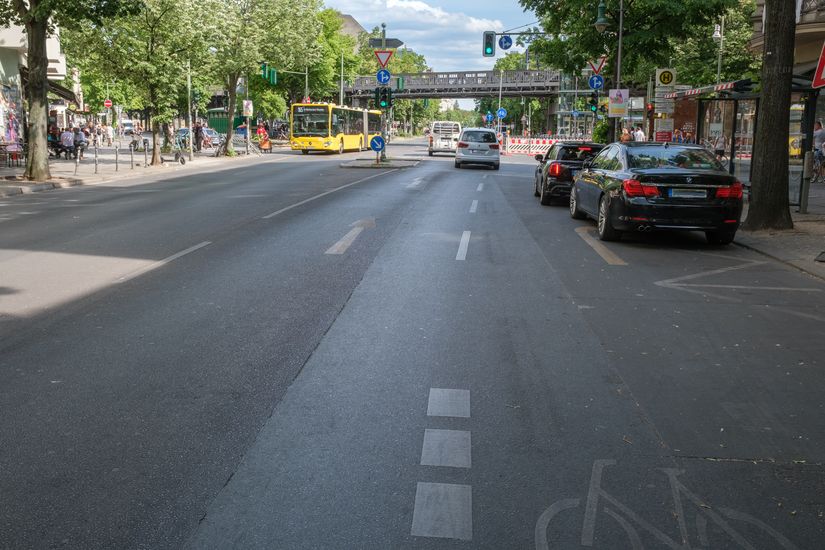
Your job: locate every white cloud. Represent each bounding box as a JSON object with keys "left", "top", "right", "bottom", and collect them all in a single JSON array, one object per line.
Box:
[{"left": 324, "top": 0, "right": 527, "bottom": 72}]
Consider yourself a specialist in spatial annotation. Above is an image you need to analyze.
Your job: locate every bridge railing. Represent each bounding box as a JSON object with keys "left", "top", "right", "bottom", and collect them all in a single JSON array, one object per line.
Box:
[{"left": 347, "top": 70, "right": 561, "bottom": 97}]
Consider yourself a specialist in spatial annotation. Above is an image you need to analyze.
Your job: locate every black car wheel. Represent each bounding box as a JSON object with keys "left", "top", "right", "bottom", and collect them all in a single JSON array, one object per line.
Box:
[
  {"left": 597, "top": 194, "right": 622, "bottom": 241},
  {"left": 569, "top": 186, "right": 587, "bottom": 219},
  {"left": 705, "top": 229, "right": 736, "bottom": 245},
  {"left": 492, "top": 163, "right": 500, "bottom": 170},
  {"left": 302, "top": 150, "right": 309, "bottom": 155},
  {"left": 534, "top": 176, "right": 540, "bottom": 197},
  {"left": 539, "top": 179, "right": 553, "bottom": 206},
  {"left": 454, "top": 160, "right": 461, "bottom": 168}
]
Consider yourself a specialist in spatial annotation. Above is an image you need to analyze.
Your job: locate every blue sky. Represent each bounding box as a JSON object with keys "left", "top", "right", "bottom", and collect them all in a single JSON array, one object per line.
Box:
[{"left": 323, "top": 0, "right": 537, "bottom": 72}]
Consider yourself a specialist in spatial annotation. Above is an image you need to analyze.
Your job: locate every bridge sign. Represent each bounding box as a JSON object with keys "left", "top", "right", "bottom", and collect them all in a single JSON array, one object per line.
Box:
[
  {"left": 497, "top": 108, "right": 507, "bottom": 119},
  {"left": 370, "top": 136, "right": 385, "bottom": 152},
  {"left": 376, "top": 69, "right": 391, "bottom": 85},
  {"left": 499, "top": 35, "right": 513, "bottom": 50},
  {"left": 588, "top": 74, "right": 604, "bottom": 90}
]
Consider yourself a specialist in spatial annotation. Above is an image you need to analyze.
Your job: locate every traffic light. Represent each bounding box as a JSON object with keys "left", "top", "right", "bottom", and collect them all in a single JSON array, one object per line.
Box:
[
  {"left": 260, "top": 63, "right": 276, "bottom": 84},
  {"left": 379, "top": 88, "right": 389, "bottom": 109},
  {"left": 374, "top": 87, "right": 381, "bottom": 108},
  {"left": 646, "top": 103, "right": 654, "bottom": 117},
  {"left": 387, "top": 88, "right": 394, "bottom": 109},
  {"left": 589, "top": 92, "right": 598, "bottom": 113},
  {"left": 261, "top": 63, "right": 267, "bottom": 79},
  {"left": 483, "top": 31, "right": 496, "bottom": 57}
]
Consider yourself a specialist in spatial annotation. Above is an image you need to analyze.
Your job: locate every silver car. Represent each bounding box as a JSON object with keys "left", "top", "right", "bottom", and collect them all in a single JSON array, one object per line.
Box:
[{"left": 454, "top": 128, "right": 500, "bottom": 170}]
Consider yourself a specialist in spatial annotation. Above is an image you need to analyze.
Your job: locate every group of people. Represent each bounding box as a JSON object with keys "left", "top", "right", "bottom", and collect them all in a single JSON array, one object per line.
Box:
[
  {"left": 619, "top": 125, "right": 648, "bottom": 143},
  {"left": 48, "top": 127, "right": 91, "bottom": 160}
]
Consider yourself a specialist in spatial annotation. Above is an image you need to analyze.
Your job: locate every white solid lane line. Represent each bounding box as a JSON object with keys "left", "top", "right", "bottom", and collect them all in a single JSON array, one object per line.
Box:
[
  {"left": 261, "top": 170, "right": 397, "bottom": 219},
  {"left": 117, "top": 241, "right": 212, "bottom": 283},
  {"left": 477, "top": 183, "right": 484, "bottom": 191},
  {"left": 469, "top": 200, "right": 478, "bottom": 213},
  {"left": 574, "top": 227, "right": 627, "bottom": 266},
  {"left": 456, "top": 231, "right": 471, "bottom": 261},
  {"left": 324, "top": 219, "right": 375, "bottom": 255}
]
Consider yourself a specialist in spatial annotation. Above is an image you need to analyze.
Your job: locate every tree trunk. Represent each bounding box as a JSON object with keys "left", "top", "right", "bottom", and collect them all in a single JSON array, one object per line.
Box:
[
  {"left": 225, "top": 74, "right": 239, "bottom": 155},
  {"left": 742, "top": 0, "right": 795, "bottom": 231},
  {"left": 23, "top": 18, "right": 51, "bottom": 181}
]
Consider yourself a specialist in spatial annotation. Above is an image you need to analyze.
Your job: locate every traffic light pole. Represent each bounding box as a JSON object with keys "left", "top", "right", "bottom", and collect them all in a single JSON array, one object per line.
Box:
[{"left": 380, "top": 23, "right": 388, "bottom": 162}]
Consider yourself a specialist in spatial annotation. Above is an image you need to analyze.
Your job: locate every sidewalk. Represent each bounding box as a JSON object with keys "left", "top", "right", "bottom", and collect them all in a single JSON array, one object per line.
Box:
[
  {"left": 736, "top": 183, "right": 825, "bottom": 281},
  {"left": 0, "top": 142, "right": 288, "bottom": 196}
]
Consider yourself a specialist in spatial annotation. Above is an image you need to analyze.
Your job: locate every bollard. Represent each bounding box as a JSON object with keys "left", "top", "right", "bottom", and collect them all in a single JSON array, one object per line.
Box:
[
  {"left": 144, "top": 147, "right": 148, "bottom": 168},
  {"left": 94, "top": 143, "right": 99, "bottom": 174},
  {"left": 130, "top": 145, "right": 134, "bottom": 169},
  {"left": 74, "top": 147, "right": 80, "bottom": 175},
  {"left": 800, "top": 151, "right": 813, "bottom": 214},
  {"left": 115, "top": 145, "right": 119, "bottom": 172}
]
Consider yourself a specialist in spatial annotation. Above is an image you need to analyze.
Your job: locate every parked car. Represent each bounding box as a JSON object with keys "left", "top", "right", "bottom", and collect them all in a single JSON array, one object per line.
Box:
[
  {"left": 203, "top": 127, "right": 222, "bottom": 146},
  {"left": 534, "top": 142, "right": 606, "bottom": 205},
  {"left": 569, "top": 142, "right": 743, "bottom": 244},
  {"left": 454, "top": 128, "right": 500, "bottom": 170}
]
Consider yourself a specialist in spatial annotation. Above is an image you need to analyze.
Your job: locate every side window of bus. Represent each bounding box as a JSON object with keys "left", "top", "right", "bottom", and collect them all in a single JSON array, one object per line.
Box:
[{"left": 332, "top": 112, "right": 343, "bottom": 136}]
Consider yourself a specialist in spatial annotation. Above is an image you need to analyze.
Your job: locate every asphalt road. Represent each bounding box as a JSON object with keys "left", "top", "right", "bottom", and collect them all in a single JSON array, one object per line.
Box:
[{"left": 1, "top": 138, "right": 824, "bottom": 549}]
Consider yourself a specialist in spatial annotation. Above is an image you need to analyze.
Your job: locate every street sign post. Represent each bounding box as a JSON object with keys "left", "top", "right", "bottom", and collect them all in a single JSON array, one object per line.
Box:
[
  {"left": 370, "top": 135, "right": 385, "bottom": 165},
  {"left": 369, "top": 38, "right": 403, "bottom": 49},
  {"left": 374, "top": 50, "right": 393, "bottom": 68},
  {"left": 104, "top": 99, "right": 112, "bottom": 108},
  {"left": 497, "top": 108, "right": 507, "bottom": 119},
  {"left": 588, "top": 74, "right": 604, "bottom": 90},
  {"left": 376, "top": 69, "right": 391, "bottom": 85},
  {"left": 499, "top": 35, "right": 513, "bottom": 50},
  {"left": 588, "top": 56, "right": 607, "bottom": 75}
]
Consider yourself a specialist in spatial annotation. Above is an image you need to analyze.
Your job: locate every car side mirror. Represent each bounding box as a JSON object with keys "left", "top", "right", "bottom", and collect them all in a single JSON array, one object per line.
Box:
[{"left": 534, "top": 153, "right": 545, "bottom": 162}]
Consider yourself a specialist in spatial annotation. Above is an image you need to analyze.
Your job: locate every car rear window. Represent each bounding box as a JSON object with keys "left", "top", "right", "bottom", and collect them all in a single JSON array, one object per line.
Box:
[
  {"left": 557, "top": 145, "right": 603, "bottom": 161},
  {"left": 627, "top": 146, "right": 723, "bottom": 170},
  {"left": 462, "top": 131, "right": 496, "bottom": 143}
]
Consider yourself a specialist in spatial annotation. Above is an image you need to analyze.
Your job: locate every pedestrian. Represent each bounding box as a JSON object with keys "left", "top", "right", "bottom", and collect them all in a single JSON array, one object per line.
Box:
[
  {"left": 673, "top": 129, "right": 684, "bottom": 143},
  {"left": 633, "top": 125, "right": 646, "bottom": 142},
  {"left": 713, "top": 133, "right": 727, "bottom": 160},
  {"left": 684, "top": 131, "right": 694, "bottom": 144},
  {"left": 60, "top": 127, "right": 75, "bottom": 159},
  {"left": 194, "top": 122, "right": 204, "bottom": 152},
  {"left": 620, "top": 127, "right": 632, "bottom": 143},
  {"left": 73, "top": 127, "right": 88, "bottom": 160},
  {"left": 813, "top": 121, "right": 825, "bottom": 163}
]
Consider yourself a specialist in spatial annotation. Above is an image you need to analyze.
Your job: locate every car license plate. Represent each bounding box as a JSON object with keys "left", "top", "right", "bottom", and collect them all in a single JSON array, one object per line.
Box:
[{"left": 670, "top": 188, "right": 706, "bottom": 199}]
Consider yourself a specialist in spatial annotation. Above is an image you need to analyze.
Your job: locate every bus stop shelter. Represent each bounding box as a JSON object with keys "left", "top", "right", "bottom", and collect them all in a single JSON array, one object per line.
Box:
[{"left": 664, "top": 77, "right": 819, "bottom": 207}]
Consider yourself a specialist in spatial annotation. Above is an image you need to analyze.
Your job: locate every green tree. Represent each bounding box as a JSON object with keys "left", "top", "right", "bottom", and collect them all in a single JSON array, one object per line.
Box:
[
  {"left": 671, "top": 0, "right": 761, "bottom": 86},
  {"left": 0, "top": 0, "right": 133, "bottom": 180},
  {"left": 67, "top": 0, "right": 202, "bottom": 165}
]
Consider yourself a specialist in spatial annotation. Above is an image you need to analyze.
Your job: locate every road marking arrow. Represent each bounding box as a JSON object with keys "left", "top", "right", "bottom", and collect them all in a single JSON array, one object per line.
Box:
[{"left": 325, "top": 218, "right": 376, "bottom": 255}]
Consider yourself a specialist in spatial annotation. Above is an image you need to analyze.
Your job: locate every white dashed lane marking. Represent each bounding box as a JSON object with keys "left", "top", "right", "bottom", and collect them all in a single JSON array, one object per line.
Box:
[
  {"left": 411, "top": 482, "right": 473, "bottom": 540},
  {"left": 455, "top": 231, "right": 471, "bottom": 261},
  {"left": 420, "top": 429, "right": 471, "bottom": 468},
  {"left": 427, "top": 388, "right": 470, "bottom": 418},
  {"left": 477, "top": 183, "right": 484, "bottom": 191},
  {"left": 469, "top": 200, "right": 478, "bottom": 213}
]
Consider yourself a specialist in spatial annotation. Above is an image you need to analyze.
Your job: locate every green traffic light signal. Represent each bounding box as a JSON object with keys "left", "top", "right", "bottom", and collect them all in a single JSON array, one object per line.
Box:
[
  {"left": 482, "top": 31, "right": 496, "bottom": 57},
  {"left": 590, "top": 104, "right": 598, "bottom": 113}
]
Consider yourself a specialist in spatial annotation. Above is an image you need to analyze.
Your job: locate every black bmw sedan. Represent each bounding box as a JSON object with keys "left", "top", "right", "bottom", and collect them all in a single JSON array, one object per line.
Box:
[{"left": 569, "top": 142, "right": 744, "bottom": 244}]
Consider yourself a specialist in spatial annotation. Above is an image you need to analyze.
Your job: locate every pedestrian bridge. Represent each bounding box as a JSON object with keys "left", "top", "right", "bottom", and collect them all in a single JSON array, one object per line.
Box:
[{"left": 345, "top": 70, "right": 561, "bottom": 99}]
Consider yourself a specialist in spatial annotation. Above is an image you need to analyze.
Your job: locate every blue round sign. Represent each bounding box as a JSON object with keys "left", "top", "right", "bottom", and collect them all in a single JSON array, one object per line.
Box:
[
  {"left": 486, "top": 113, "right": 494, "bottom": 122},
  {"left": 498, "top": 35, "right": 513, "bottom": 50},
  {"left": 588, "top": 74, "right": 604, "bottom": 90},
  {"left": 370, "top": 135, "right": 385, "bottom": 152},
  {"left": 376, "top": 69, "right": 391, "bottom": 85},
  {"left": 497, "top": 108, "right": 507, "bottom": 119}
]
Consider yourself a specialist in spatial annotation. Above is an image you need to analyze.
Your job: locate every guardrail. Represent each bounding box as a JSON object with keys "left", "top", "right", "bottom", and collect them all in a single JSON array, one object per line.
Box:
[{"left": 347, "top": 70, "right": 561, "bottom": 99}]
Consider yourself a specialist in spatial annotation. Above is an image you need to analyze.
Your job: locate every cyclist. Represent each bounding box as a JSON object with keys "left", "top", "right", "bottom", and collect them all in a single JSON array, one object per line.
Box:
[{"left": 813, "top": 121, "right": 825, "bottom": 181}]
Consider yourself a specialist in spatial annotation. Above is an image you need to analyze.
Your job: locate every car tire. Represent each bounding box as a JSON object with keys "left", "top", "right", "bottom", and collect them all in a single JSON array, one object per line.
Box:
[
  {"left": 569, "top": 186, "right": 587, "bottom": 219},
  {"left": 493, "top": 163, "right": 500, "bottom": 170},
  {"left": 705, "top": 229, "right": 736, "bottom": 245},
  {"left": 428, "top": 151, "right": 433, "bottom": 157},
  {"left": 597, "top": 194, "right": 622, "bottom": 241},
  {"left": 301, "top": 150, "right": 309, "bottom": 155},
  {"left": 539, "top": 179, "right": 553, "bottom": 206},
  {"left": 454, "top": 160, "right": 461, "bottom": 169},
  {"left": 534, "top": 177, "right": 541, "bottom": 197}
]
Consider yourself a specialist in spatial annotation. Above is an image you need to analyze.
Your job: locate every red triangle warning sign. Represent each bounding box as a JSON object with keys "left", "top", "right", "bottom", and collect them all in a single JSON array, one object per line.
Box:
[
  {"left": 813, "top": 42, "right": 825, "bottom": 89},
  {"left": 374, "top": 50, "right": 393, "bottom": 68}
]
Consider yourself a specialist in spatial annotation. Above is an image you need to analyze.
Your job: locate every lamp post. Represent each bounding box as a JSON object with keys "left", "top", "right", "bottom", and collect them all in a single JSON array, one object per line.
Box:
[
  {"left": 595, "top": 0, "right": 623, "bottom": 137},
  {"left": 713, "top": 16, "right": 725, "bottom": 84},
  {"left": 186, "top": 58, "right": 193, "bottom": 162}
]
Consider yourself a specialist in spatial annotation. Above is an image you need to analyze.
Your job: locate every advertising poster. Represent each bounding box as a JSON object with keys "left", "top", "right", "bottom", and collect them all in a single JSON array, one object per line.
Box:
[
  {"left": 242, "top": 100, "right": 254, "bottom": 118},
  {"left": 608, "top": 89, "right": 629, "bottom": 118}
]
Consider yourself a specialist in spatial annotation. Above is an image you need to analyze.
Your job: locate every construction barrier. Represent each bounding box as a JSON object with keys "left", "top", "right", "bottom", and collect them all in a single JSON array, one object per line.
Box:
[{"left": 503, "top": 136, "right": 592, "bottom": 156}]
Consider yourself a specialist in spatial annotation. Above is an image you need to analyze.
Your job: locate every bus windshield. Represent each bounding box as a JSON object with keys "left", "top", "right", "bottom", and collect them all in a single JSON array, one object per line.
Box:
[{"left": 292, "top": 106, "right": 329, "bottom": 137}]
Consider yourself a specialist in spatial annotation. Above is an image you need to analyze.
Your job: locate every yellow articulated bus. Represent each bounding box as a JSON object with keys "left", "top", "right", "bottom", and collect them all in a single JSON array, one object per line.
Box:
[{"left": 290, "top": 103, "right": 381, "bottom": 154}]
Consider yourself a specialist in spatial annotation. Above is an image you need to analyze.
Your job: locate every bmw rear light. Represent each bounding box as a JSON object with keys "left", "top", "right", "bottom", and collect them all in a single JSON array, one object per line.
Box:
[
  {"left": 716, "top": 181, "right": 743, "bottom": 199},
  {"left": 457, "top": 142, "right": 469, "bottom": 148},
  {"left": 489, "top": 143, "right": 499, "bottom": 150},
  {"left": 622, "top": 179, "right": 658, "bottom": 198},
  {"left": 548, "top": 162, "right": 563, "bottom": 177}
]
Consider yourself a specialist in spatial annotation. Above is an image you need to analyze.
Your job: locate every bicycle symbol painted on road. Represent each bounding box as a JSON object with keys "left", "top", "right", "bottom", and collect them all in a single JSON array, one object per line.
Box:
[{"left": 535, "top": 460, "right": 799, "bottom": 549}]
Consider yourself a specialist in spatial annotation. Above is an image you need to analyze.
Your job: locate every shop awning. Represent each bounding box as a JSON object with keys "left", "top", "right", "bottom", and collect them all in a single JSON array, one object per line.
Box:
[
  {"left": 663, "top": 79, "right": 753, "bottom": 99},
  {"left": 19, "top": 66, "right": 79, "bottom": 103}
]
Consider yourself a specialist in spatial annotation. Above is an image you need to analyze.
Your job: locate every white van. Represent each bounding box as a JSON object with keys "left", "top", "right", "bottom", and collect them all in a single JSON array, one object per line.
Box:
[{"left": 428, "top": 121, "right": 462, "bottom": 156}]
